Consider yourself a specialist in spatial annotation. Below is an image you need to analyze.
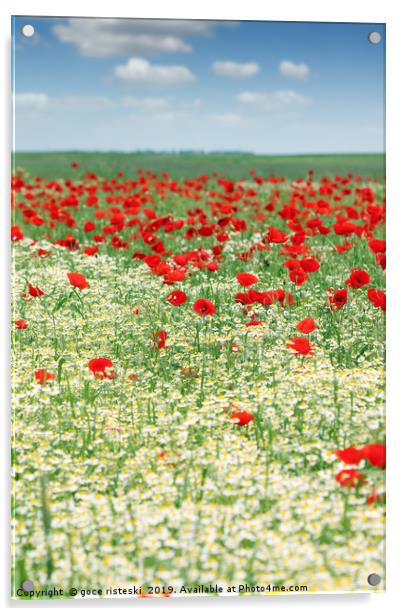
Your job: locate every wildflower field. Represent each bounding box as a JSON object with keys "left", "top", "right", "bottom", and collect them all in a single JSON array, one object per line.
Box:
[{"left": 11, "top": 156, "right": 386, "bottom": 598}]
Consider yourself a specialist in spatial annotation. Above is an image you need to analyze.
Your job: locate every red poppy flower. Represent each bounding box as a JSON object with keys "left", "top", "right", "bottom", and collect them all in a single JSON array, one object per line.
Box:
[
  {"left": 328, "top": 288, "right": 348, "bottom": 310},
  {"left": 367, "top": 288, "right": 386, "bottom": 311},
  {"left": 185, "top": 228, "right": 198, "bottom": 240},
  {"left": 361, "top": 443, "right": 386, "bottom": 468},
  {"left": 153, "top": 330, "right": 168, "bottom": 349},
  {"left": 300, "top": 258, "right": 320, "bottom": 272},
  {"left": 230, "top": 411, "right": 254, "bottom": 425},
  {"left": 367, "top": 488, "right": 385, "bottom": 505},
  {"left": 279, "top": 291, "right": 295, "bottom": 307},
  {"left": 67, "top": 272, "right": 89, "bottom": 290},
  {"left": 199, "top": 225, "right": 215, "bottom": 237},
  {"left": 345, "top": 269, "right": 371, "bottom": 289},
  {"left": 335, "top": 446, "right": 366, "bottom": 465},
  {"left": 236, "top": 272, "right": 259, "bottom": 287},
  {"left": 88, "top": 358, "right": 115, "bottom": 380},
  {"left": 289, "top": 268, "right": 309, "bottom": 286},
  {"left": 335, "top": 468, "right": 365, "bottom": 488},
  {"left": 265, "top": 227, "right": 287, "bottom": 243},
  {"left": 248, "top": 290, "right": 267, "bottom": 305},
  {"left": 335, "top": 242, "right": 353, "bottom": 254},
  {"left": 283, "top": 259, "right": 302, "bottom": 272},
  {"left": 245, "top": 320, "right": 265, "bottom": 327},
  {"left": 164, "top": 270, "right": 186, "bottom": 284},
  {"left": 144, "top": 208, "right": 157, "bottom": 220},
  {"left": 37, "top": 248, "right": 51, "bottom": 257},
  {"left": 144, "top": 254, "right": 161, "bottom": 269},
  {"left": 376, "top": 254, "right": 386, "bottom": 270},
  {"left": 287, "top": 293, "right": 296, "bottom": 306},
  {"left": 34, "top": 369, "right": 56, "bottom": 384},
  {"left": 11, "top": 225, "right": 24, "bottom": 241},
  {"left": 165, "top": 288, "right": 187, "bottom": 306},
  {"left": 285, "top": 337, "right": 315, "bottom": 356},
  {"left": 172, "top": 254, "right": 188, "bottom": 267},
  {"left": 153, "top": 262, "right": 171, "bottom": 276},
  {"left": 193, "top": 298, "right": 216, "bottom": 316},
  {"left": 83, "top": 246, "right": 99, "bottom": 256},
  {"left": 295, "top": 317, "right": 317, "bottom": 334},
  {"left": 15, "top": 319, "right": 28, "bottom": 329},
  {"left": 368, "top": 239, "right": 386, "bottom": 254},
  {"left": 83, "top": 221, "right": 96, "bottom": 232},
  {"left": 28, "top": 283, "right": 44, "bottom": 298},
  {"left": 235, "top": 291, "right": 253, "bottom": 306}
]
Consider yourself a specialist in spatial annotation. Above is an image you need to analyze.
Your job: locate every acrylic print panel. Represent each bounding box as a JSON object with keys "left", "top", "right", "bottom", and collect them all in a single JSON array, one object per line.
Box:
[{"left": 11, "top": 16, "right": 385, "bottom": 599}]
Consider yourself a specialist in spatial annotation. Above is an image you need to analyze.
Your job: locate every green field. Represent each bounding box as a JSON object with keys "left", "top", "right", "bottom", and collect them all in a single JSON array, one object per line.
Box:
[
  {"left": 13, "top": 151, "right": 385, "bottom": 181},
  {"left": 12, "top": 154, "right": 385, "bottom": 597}
]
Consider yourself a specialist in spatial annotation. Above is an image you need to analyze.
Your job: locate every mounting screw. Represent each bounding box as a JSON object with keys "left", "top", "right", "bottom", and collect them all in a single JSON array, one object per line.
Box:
[
  {"left": 21, "top": 24, "right": 35, "bottom": 38},
  {"left": 368, "top": 32, "right": 381, "bottom": 45},
  {"left": 367, "top": 573, "right": 381, "bottom": 586}
]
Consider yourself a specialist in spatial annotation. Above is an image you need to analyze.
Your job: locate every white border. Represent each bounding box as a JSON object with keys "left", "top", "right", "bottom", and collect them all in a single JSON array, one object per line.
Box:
[{"left": 1, "top": 1, "right": 401, "bottom": 614}]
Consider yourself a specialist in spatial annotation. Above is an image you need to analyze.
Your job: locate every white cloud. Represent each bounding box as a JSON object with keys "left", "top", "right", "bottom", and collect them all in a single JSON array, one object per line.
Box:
[
  {"left": 207, "top": 113, "right": 246, "bottom": 126},
  {"left": 52, "top": 18, "right": 222, "bottom": 57},
  {"left": 212, "top": 60, "right": 260, "bottom": 78},
  {"left": 124, "top": 97, "right": 202, "bottom": 111},
  {"left": 14, "top": 92, "right": 49, "bottom": 110},
  {"left": 14, "top": 93, "right": 116, "bottom": 113},
  {"left": 114, "top": 57, "right": 195, "bottom": 86},
  {"left": 14, "top": 92, "right": 202, "bottom": 117},
  {"left": 122, "top": 96, "right": 169, "bottom": 111},
  {"left": 55, "top": 95, "right": 115, "bottom": 111},
  {"left": 180, "top": 98, "right": 203, "bottom": 110},
  {"left": 237, "top": 90, "right": 312, "bottom": 111},
  {"left": 279, "top": 60, "right": 310, "bottom": 80},
  {"left": 151, "top": 111, "right": 189, "bottom": 123}
]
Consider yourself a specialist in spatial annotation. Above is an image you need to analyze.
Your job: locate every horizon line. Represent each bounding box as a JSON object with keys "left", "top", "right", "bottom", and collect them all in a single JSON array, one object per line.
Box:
[{"left": 13, "top": 150, "right": 385, "bottom": 157}]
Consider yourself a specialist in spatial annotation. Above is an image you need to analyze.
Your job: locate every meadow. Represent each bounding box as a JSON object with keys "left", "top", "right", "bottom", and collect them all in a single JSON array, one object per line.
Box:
[
  {"left": 11, "top": 153, "right": 386, "bottom": 598},
  {"left": 14, "top": 152, "right": 384, "bottom": 182}
]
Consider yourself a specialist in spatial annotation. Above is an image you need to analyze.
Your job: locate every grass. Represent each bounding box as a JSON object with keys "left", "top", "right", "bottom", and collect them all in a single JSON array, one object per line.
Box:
[
  {"left": 13, "top": 151, "right": 385, "bottom": 181},
  {"left": 11, "top": 155, "right": 385, "bottom": 598}
]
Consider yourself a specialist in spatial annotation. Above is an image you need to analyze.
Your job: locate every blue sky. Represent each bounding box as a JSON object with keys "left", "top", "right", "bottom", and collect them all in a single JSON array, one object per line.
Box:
[{"left": 12, "top": 17, "right": 385, "bottom": 153}]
